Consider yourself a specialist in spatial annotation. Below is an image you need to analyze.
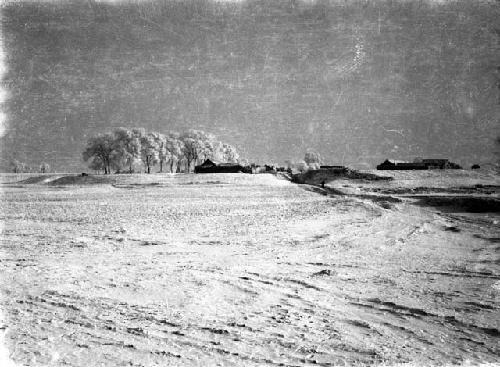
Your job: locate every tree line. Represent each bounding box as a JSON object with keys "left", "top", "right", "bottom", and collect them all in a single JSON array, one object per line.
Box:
[
  {"left": 82, "top": 128, "right": 240, "bottom": 174},
  {"left": 9, "top": 160, "right": 50, "bottom": 174}
]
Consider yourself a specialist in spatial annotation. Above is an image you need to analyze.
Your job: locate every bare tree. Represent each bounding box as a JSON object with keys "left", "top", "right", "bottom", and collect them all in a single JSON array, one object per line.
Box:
[
  {"left": 153, "top": 133, "right": 170, "bottom": 173},
  {"left": 88, "top": 156, "right": 106, "bottom": 174},
  {"left": 39, "top": 162, "right": 50, "bottom": 173},
  {"left": 304, "top": 150, "right": 322, "bottom": 165},
  {"left": 113, "top": 128, "right": 142, "bottom": 173},
  {"left": 81, "top": 128, "right": 241, "bottom": 175},
  {"left": 181, "top": 129, "right": 216, "bottom": 172},
  {"left": 82, "top": 133, "right": 116, "bottom": 174},
  {"left": 140, "top": 132, "right": 160, "bottom": 174},
  {"left": 216, "top": 143, "right": 240, "bottom": 163},
  {"left": 295, "top": 160, "right": 308, "bottom": 173},
  {"left": 10, "top": 159, "right": 26, "bottom": 173},
  {"left": 165, "top": 133, "right": 184, "bottom": 173}
]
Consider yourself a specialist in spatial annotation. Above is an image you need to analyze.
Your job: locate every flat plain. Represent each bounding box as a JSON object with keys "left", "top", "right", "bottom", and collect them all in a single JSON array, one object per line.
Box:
[{"left": 0, "top": 171, "right": 499, "bottom": 366}]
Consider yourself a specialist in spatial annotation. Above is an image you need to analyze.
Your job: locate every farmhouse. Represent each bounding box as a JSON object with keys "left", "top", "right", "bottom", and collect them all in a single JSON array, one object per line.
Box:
[{"left": 194, "top": 159, "right": 247, "bottom": 173}]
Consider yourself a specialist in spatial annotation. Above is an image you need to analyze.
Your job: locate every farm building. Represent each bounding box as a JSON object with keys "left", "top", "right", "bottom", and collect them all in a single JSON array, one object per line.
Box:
[
  {"left": 377, "top": 159, "right": 461, "bottom": 170},
  {"left": 248, "top": 164, "right": 273, "bottom": 174},
  {"left": 194, "top": 159, "right": 248, "bottom": 174},
  {"left": 377, "top": 160, "right": 427, "bottom": 170},
  {"left": 422, "top": 159, "right": 461, "bottom": 169},
  {"left": 319, "top": 165, "right": 348, "bottom": 173}
]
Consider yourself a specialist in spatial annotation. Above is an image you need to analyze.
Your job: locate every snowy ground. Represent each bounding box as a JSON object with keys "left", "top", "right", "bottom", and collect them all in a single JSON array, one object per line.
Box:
[{"left": 0, "top": 172, "right": 499, "bottom": 366}]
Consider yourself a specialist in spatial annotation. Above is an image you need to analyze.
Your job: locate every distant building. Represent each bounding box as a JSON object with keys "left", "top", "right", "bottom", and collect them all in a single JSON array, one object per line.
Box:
[
  {"left": 319, "top": 165, "right": 348, "bottom": 173},
  {"left": 422, "top": 159, "right": 449, "bottom": 169},
  {"left": 377, "top": 158, "right": 461, "bottom": 170},
  {"left": 448, "top": 162, "right": 462, "bottom": 169},
  {"left": 422, "top": 159, "right": 461, "bottom": 169},
  {"left": 376, "top": 159, "right": 427, "bottom": 170},
  {"left": 251, "top": 165, "right": 266, "bottom": 174},
  {"left": 194, "top": 159, "right": 248, "bottom": 174}
]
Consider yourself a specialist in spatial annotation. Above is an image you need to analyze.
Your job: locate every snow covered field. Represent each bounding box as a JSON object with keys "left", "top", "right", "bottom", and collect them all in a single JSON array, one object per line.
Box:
[{"left": 0, "top": 172, "right": 499, "bottom": 366}]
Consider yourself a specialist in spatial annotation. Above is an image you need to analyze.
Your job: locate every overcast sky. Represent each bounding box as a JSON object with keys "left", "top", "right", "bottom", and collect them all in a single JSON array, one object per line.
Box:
[{"left": 1, "top": 0, "right": 499, "bottom": 171}]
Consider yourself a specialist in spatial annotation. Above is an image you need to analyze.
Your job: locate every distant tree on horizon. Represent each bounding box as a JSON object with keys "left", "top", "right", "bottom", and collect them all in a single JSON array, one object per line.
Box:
[
  {"left": 88, "top": 156, "right": 106, "bottom": 174},
  {"left": 82, "top": 128, "right": 239, "bottom": 174},
  {"left": 113, "top": 128, "right": 142, "bottom": 173},
  {"left": 225, "top": 144, "right": 240, "bottom": 163},
  {"left": 82, "top": 133, "right": 116, "bottom": 174},
  {"left": 140, "top": 132, "right": 160, "bottom": 174},
  {"left": 215, "top": 142, "right": 240, "bottom": 163},
  {"left": 10, "top": 159, "right": 27, "bottom": 173},
  {"left": 181, "top": 129, "right": 216, "bottom": 172},
  {"left": 165, "top": 133, "right": 184, "bottom": 173},
  {"left": 155, "top": 133, "right": 169, "bottom": 173},
  {"left": 295, "top": 160, "right": 308, "bottom": 173},
  {"left": 39, "top": 162, "right": 50, "bottom": 173},
  {"left": 304, "top": 150, "right": 322, "bottom": 165}
]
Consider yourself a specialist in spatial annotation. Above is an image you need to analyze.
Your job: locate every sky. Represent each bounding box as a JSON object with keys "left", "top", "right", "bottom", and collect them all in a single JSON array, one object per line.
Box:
[{"left": 0, "top": 0, "right": 499, "bottom": 171}]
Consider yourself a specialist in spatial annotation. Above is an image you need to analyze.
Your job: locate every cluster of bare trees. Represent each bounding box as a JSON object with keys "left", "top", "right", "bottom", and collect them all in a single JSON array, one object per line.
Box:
[
  {"left": 284, "top": 150, "right": 323, "bottom": 173},
  {"left": 82, "top": 128, "right": 239, "bottom": 174},
  {"left": 9, "top": 160, "right": 50, "bottom": 174}
]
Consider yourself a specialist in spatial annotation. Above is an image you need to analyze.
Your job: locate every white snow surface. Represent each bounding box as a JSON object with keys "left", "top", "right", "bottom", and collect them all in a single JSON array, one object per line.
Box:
[{"left": 0, "top": 172, "right": 499, "bottom": 366}]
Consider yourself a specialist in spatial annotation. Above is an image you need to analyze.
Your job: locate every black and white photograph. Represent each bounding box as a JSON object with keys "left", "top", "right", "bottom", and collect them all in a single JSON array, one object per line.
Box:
[{"left": 0, "top": 0, "right": 499, "bottom": 366}]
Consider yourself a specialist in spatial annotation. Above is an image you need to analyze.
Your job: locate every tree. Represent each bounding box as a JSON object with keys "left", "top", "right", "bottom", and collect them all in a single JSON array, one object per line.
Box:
[
  {"left": 295, "top": 160, "right": 308, "bottom": 173},
  {"left": 140, "top": 132, "right": 160, "bottom": 174},
  {"left": 153, "top": 133, "right": 170, "bottom": 173},
  {"left": 304, "top": 150, "right": 322, "bottom": 165},
  {"left": 181, "top": 129, "right": 216, "bottom": 172},
  {"left": 82, "top": 133, "right": 116, "bottom": 174},
  {"left": 10, "top": 159, "right": 26, "bottom": 173},
  {"left": 285, "top": 160, "right": 309, "bottom": 173},
  {"left": 216, "top": 142, "right": 239, "bottom": 163},
  {"left": 81, "top": 128, "right": 240, "bottom": 174},
  {"left": 181, "top": 136, "right": 197, "bottom": 172},
  {"left": 39, "top": 162, "right": 50, "bottom": 173},
  {"left": 165, "top": 133, "right": 184, "bottom": 173},
  {"left": 113, "top": 128, "right": 141, "bottom": 173},
  {"left": 88, "top": 156, "right": 106, "bottom": 173}
]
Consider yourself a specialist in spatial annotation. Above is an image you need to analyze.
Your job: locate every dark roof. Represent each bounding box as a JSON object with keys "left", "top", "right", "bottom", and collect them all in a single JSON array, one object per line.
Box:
[
  {"left": 199, "top": 159, "right": 218, "bottom": 167},
  {"left": 218, "top": 163, "right": 241, "bottom": 167},
  {"left": 198, "top": 159, "right": 241, "bottom": 168},
  {"left": 387, "top": 159, "right": 410, "bottom": 164},
  {"left": 422, "top": 159, "right": 448, "bottom": 163},
  {"left": 396, "top": 162, "right": 427, "bottom": 167}
]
